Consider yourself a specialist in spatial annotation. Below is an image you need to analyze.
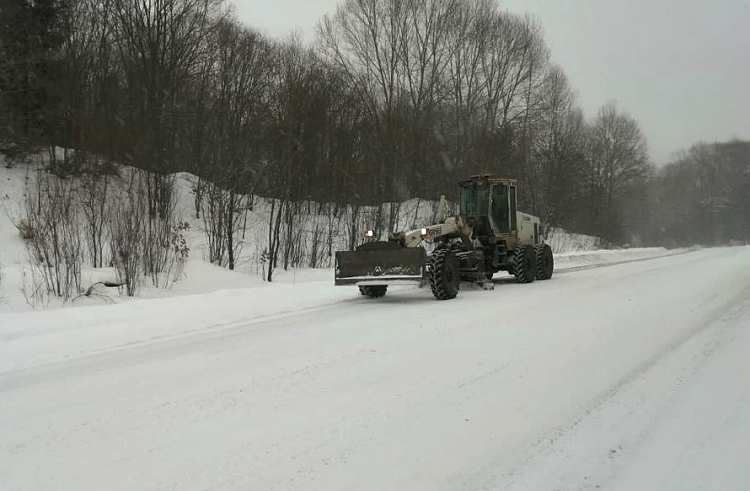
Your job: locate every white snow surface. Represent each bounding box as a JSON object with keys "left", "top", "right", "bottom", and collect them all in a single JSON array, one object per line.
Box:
[{"left": 2, "top": 246, "right": 750, "bottom": 491}]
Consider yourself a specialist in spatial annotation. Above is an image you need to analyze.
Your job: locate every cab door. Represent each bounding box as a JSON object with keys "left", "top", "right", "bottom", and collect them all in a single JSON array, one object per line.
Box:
[{"left": 490, "top": 183, "right": 510, "bottom": 233}]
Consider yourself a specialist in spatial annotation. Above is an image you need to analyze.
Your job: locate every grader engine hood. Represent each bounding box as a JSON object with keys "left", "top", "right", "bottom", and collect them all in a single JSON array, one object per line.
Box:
[{"left": 335, "top": 241, "right": 427, "bottom": 286}]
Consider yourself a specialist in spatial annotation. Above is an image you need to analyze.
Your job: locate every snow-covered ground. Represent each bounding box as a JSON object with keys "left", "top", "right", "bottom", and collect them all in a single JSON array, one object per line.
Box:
[
  {"left": 0, "top": 246, "right": 681, "bottom": 373},
  {"left": 2, "top": 246, "right": 749, "bottom": 490}
]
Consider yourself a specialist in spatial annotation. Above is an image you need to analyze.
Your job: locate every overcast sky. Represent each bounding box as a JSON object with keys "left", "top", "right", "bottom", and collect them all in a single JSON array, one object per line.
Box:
[{"left": 232, "top": 0, "right": 749, "bottom": 165}]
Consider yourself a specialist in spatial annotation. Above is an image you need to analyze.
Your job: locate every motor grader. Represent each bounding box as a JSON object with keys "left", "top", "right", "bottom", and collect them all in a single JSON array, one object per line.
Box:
[{"left": 334, "top": 174, "right": 554, "bottom": 300}]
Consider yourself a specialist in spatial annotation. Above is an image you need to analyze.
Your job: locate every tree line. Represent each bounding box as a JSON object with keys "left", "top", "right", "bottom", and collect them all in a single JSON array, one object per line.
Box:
[
  {"left": 646, "top": 140, "right": 750, "bottom": 247},
  {"left": 1, "top": 0, "right": 746, "bottom": 270}
]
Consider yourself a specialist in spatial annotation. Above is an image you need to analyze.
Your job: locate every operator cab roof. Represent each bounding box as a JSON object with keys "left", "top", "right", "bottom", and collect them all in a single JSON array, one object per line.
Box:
[{"left": 459, "top": 174, "right": 518, "bottom": 187}]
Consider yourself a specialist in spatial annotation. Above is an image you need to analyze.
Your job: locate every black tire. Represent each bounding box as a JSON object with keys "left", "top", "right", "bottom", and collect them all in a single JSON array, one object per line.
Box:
[
  {"left": 428, "top": 249, "right": 460, "bottom": 300},
  {"left": 359, "top": 285, "right": 387, "bottom": 298},
  {"left": 512, "top": 245, "right": 537, "bottom": 284},
  {"left": 534, "top": 243, "right": 554, "bottom": 280}
]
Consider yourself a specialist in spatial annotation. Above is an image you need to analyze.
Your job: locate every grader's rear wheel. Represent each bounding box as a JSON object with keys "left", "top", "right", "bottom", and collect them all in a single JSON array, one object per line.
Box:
[
  {"left": 535, "top": 244, "right": 554, "bottom": 280},
  {"left": 513, "top": 245, "right": 537, "bottom": 284}
]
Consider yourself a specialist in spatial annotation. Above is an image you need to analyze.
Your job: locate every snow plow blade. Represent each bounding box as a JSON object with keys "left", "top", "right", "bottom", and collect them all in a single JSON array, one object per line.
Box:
[{"left": 335, "top": 242, "right": 427, "bottom": 286}]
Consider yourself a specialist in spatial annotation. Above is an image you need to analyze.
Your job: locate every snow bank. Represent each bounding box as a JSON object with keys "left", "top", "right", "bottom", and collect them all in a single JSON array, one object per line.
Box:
[
  {"left": 545, "top": 227, "right": 602, "bottom": 253},
  {"left": 554, "top": 247, "right": 678, "bottom": 270}
]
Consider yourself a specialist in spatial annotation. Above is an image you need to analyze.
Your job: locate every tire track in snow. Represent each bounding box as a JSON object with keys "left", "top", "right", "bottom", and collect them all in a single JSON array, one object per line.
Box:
[
  {"left": 0, "top": 296, "right": 368, "bottom": 389},
  {"left": 0, "top": 249, "right": 696, "bottom": 390},
  {"left": 487, "top": 284, "right": 750, "bottom": 491},
  {"left": 554, "top": 249, "right": 691, "bottom": 274}
]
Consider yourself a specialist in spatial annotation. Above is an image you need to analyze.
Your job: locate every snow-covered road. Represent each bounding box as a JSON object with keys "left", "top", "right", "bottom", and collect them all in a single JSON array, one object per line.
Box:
[{"left": 2, "top": 247, "right": 749, "bottom": 490}]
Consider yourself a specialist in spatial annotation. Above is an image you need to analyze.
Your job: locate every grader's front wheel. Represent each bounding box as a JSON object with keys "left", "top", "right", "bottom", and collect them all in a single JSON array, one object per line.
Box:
[{"left": 428, "top": 249, "right": 460, "bottom": 300}]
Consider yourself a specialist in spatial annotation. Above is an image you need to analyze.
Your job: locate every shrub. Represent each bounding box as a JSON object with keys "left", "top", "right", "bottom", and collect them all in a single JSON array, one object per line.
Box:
[{"left": 24, "top": 170, "right": 83, "bottom": 301}]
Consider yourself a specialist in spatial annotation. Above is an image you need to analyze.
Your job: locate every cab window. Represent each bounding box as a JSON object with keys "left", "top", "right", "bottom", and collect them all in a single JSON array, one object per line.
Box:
[
  {"left": 459, "top": 185, "right": 475, "bottom": 216},
  {"left": 491, "top": 184, "right": 509, "bottom": 231}
]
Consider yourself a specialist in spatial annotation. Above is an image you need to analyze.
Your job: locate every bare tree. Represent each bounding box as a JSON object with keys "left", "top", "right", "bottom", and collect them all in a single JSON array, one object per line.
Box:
[
  {"left": 24, "top": 170, "right": 83, "bottom": 302},
  {"left": 110, "top": 0, "right": 222, "bottom": 216},
  {"left": 526, "top": 66, "right": 586, "bottom": 232},
  {"left": 582, "top": 101, "right": 650, "bottom": 241},
  {"left": 201, "top": 180, "right": 254, "bottom": 269},
  {"left": 444, "top": 0, "right": 493, "bottom": 175},
  {"left": 198, "top": 19, "right": 272, "bottom": 270},
  {"left": 319, "top": 0, "right": 412, "bottom": 205},
  {"left": 79, "top": 160, "right": 112, "bottom": 268},
  {"left": 107, "top": 170, "right": 188, "bottom": 294},
  {"left": 109, "top": 173, "right": 145, "bottom": 296},
  {"left": 265, "top": 197, "right": 285, "bottom": 281}
]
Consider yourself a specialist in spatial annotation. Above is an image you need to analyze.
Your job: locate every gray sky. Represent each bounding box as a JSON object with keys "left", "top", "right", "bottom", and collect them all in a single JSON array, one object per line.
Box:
[{"left": 233, "top": 0, "right": 749, "bottom": 165}]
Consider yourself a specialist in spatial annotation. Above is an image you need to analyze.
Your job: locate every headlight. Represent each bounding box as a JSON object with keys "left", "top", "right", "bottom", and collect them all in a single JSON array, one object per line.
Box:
[
  {"left": 365, "top": 229, "right": 375, "bottom": 237},
  {"left": 421, "top": 228, "right": 428, "bottom": 236}
]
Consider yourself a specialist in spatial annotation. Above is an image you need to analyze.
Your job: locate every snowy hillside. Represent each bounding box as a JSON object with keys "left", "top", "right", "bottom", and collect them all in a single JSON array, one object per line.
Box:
[{"left": 0, "top": 160, "right": 673, "bottom": 313}]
